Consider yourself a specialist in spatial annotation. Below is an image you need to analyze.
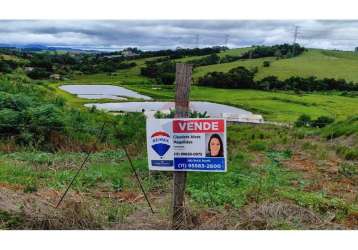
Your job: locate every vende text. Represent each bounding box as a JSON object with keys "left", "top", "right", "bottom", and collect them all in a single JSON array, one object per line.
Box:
[{"left": 173, "top": 119, "right": 224, "bottom": 133}]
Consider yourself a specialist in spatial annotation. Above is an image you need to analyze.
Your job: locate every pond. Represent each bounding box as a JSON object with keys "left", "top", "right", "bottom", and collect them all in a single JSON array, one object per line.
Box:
[
  {"left": 59, "top": 84, "right": 254, "bottom": 118},
  {"left": 84, "top": 101, "right": 252, "bottom": 117},
  {"left": 59, "top": 84, "right": 152, "bottom": 100}
]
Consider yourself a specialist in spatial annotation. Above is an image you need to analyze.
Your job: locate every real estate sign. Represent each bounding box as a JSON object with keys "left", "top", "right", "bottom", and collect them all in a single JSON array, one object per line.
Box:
[{"left": 146, "top": 118, "right": 227, "bottom": 172}]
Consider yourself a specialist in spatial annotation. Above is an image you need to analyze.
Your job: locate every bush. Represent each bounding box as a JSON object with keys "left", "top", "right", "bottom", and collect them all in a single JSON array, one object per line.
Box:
[
  {"left": 114, "top": 113, "right": 146, "bottom": 146},
  {"left": 339, "top": 163, "right": 357, "bottom": 177},
  {"left": 336, "top": 146, "right": 358, "bottom": 160},
  {"left": 263, "top": 61, "right": 271, "bottom": 67},
  {"left": 311, "top": 116, "right": 335, "bottom": 128},
  {"left": 295, "top": 114, "right": 312, "bottom": 127},
  {"left": 0, "top": 92, "right": 32, "bottom": 111},
  {"left": 27, "top": 68, "right": 51, "bottom": 79},
  {"left": 0, "top": 108, "right": 22, "bottom": 132},
  {"left": 156, "top": 72, "right": 175, "bottom": 85},
  {"left": 294, "top": 115, "right": 334, "bottom": 129},
  {"left": 27, "top": 104, "right": 64, "bottom": 131},
  {"left": 0, "top": 61, "right": 13, "bottom": 73}
]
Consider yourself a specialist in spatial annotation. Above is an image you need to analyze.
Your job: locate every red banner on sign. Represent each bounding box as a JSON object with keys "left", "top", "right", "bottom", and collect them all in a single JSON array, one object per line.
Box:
[{"left": 173, "top": 119, "right": 224, "bottom": 133}]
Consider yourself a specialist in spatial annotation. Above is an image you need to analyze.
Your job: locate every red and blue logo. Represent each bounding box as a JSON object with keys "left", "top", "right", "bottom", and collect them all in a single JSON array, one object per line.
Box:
[{"left": 151, "top": 131, "right": 171, "bottom": 157}]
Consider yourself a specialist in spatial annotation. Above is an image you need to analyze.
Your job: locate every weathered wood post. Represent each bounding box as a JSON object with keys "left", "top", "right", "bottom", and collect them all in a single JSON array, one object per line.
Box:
[{"left": 172, "top": 63, "right": 192, "bottom": 229}]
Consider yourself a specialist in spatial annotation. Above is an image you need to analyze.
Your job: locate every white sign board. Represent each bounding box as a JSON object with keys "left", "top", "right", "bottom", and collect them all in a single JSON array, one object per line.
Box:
[{"left": 146, "top": 118, "right": 227, "bottom": 172}]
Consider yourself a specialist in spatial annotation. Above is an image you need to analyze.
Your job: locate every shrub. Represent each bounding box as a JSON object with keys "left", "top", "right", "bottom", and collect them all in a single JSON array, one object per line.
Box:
[
  {"left": 338, "top": 163, "right": 357, "bottom": 177},
  {"left": 156, "top": 72, "right": 175, "bottom": 85},
  {"left": 26, "top": 104, "right": 64, "bottom": 131},
  {"left": 27, "top": 67, "right": 51, "bottom": 79},
  {"left": 0, "top": 108, "right": 22, "bottom": 132},
  {"left": 263, "top": 61, "right": 271, "bottom": 67},
  {"left": 311, "top": 116, "right": 335, "bottom": 128},
  {"left": 0, "top": 61, "right": 13, "bottom": 73},
  {"left": 295, "top": 114, "right": 312, "bottom": 127},
  {"left": 336, "top": 146, "right": 358, "bottom": 160}
]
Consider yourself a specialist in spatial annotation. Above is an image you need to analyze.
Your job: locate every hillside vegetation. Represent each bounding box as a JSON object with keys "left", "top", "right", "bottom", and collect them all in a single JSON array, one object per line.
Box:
[{"left": 194, "top": 49, "right": 358, "bottom": 82}]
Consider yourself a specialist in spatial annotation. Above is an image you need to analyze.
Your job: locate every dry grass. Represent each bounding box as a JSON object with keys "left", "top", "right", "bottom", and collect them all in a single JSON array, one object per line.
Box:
[
  {"left": 237, "top": 201, "right": 345, "bottom": 230},
  {"left": 0, "top": 187, "right": 102, "bottom": 229}
]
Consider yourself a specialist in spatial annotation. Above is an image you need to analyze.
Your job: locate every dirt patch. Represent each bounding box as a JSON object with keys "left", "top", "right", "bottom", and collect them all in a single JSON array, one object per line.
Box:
[
  {"left": 0, "top": 183, "right": 24, "bottom": 191},
  {"left": 93, "top": 191, "right": 144, "bottom": 203},
  {"left": 114, "top": 192, "right": 171, "bottom": 229},
  {"left": 251, "top": 153, "right": 266, "bottom": 168},
  {"left": 281, "top": 152, "right": 357, "bottom": 204},
  {"left": 282, "top": 153, "right": 317, "bottom": 173},
  {"left": 194, "top": 209, "right": 239, "bottom": 230}
]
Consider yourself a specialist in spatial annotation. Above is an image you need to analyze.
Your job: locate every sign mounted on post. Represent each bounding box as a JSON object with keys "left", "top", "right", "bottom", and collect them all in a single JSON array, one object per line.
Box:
[{"left": 147, "top": 118, "right": 227, "bottom": 172}]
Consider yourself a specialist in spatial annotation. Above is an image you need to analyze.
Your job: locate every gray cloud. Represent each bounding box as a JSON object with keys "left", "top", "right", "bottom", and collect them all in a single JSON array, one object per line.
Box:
[{"left": 0, "top": 20, "right": 358, "bottom": 51}]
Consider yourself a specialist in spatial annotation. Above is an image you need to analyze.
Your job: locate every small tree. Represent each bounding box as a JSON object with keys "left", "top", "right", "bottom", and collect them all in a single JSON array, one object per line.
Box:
[{"left": 295, "top": 114, "right": 312, "bottom": 127}]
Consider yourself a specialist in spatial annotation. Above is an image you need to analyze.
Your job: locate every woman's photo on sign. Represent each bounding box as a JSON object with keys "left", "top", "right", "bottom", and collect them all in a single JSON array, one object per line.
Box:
[{"left": 205, "top": 133, "right": 224, "bottom": 157}]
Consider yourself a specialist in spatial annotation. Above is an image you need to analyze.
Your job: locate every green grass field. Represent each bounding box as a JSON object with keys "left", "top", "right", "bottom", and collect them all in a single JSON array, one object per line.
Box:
[
  {"left": 125, "top": 85, "right": 358, "bottom": 122},
  {"left": 194, "top": 49, "right": 358, "bottom": 82},
  {"left": 71, "top": 57, "right": 159, "bottom": 85},
  {"left": 193, "top": 57, "right": 275, "bottom": 79}
]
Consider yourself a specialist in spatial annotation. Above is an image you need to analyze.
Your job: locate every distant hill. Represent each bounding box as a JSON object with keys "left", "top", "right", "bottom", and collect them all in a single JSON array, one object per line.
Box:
[
  {"left": 191, "top": 48, "right": 358, "bottom": 83},
  {"left": 0, "top": 44, "right": 101, "bottom": 53}
]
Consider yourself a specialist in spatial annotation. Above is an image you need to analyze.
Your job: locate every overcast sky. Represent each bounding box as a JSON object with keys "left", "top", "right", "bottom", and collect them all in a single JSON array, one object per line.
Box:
[{"left": 1, "top": 20, "right": 358, "bottom": 51}]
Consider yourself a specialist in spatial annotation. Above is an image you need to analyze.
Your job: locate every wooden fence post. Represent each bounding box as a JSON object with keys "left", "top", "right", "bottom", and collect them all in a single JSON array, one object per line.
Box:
[{"left": 172, "top": 63, "right": 192, "bottom": 229}]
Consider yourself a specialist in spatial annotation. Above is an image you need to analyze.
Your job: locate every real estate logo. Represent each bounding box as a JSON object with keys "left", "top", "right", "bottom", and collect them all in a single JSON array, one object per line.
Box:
[{"left": 151, "top": 131, "right": 171, "bottom": 158}]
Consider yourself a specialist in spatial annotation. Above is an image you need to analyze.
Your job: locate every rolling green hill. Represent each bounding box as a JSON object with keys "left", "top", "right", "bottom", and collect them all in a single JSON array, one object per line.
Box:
[
  {"left": 71, "top": 47, "right": 358, "bottom": 84},
  {"left": 193, "top": 49, "right": 358, "bottom": 82}
]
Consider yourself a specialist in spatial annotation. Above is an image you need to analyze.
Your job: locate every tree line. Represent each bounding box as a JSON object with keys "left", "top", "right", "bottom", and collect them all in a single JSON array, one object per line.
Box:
[
  {"left": 140, "top": 44, "right": 306, "bottom": 85},
  {"left": 106, "top": 46, "right": 225, "bottom": 59},
  {"left": 241, "top": 44, "right": 305, "bottom": 59},
  {"left": 0, "top": 49, "right": 139, "bottom": 79},
  {"left": 197, "top": 66, "right": 358, "bottom": 91}
]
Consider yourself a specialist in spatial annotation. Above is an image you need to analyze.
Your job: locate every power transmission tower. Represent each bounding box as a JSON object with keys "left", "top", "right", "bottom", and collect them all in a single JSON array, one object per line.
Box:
[
  {"left": 293, "top": 26, "right": 299, "bottom": 44},
  {"left": 195, "top": 34, "right": 200, "bottom": 48},
  {"left": 224, "top": 34, "right": 229, "bottom": 48},
  {"left": 292, "top": 26, "right": 300, "bottom": 56}
]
